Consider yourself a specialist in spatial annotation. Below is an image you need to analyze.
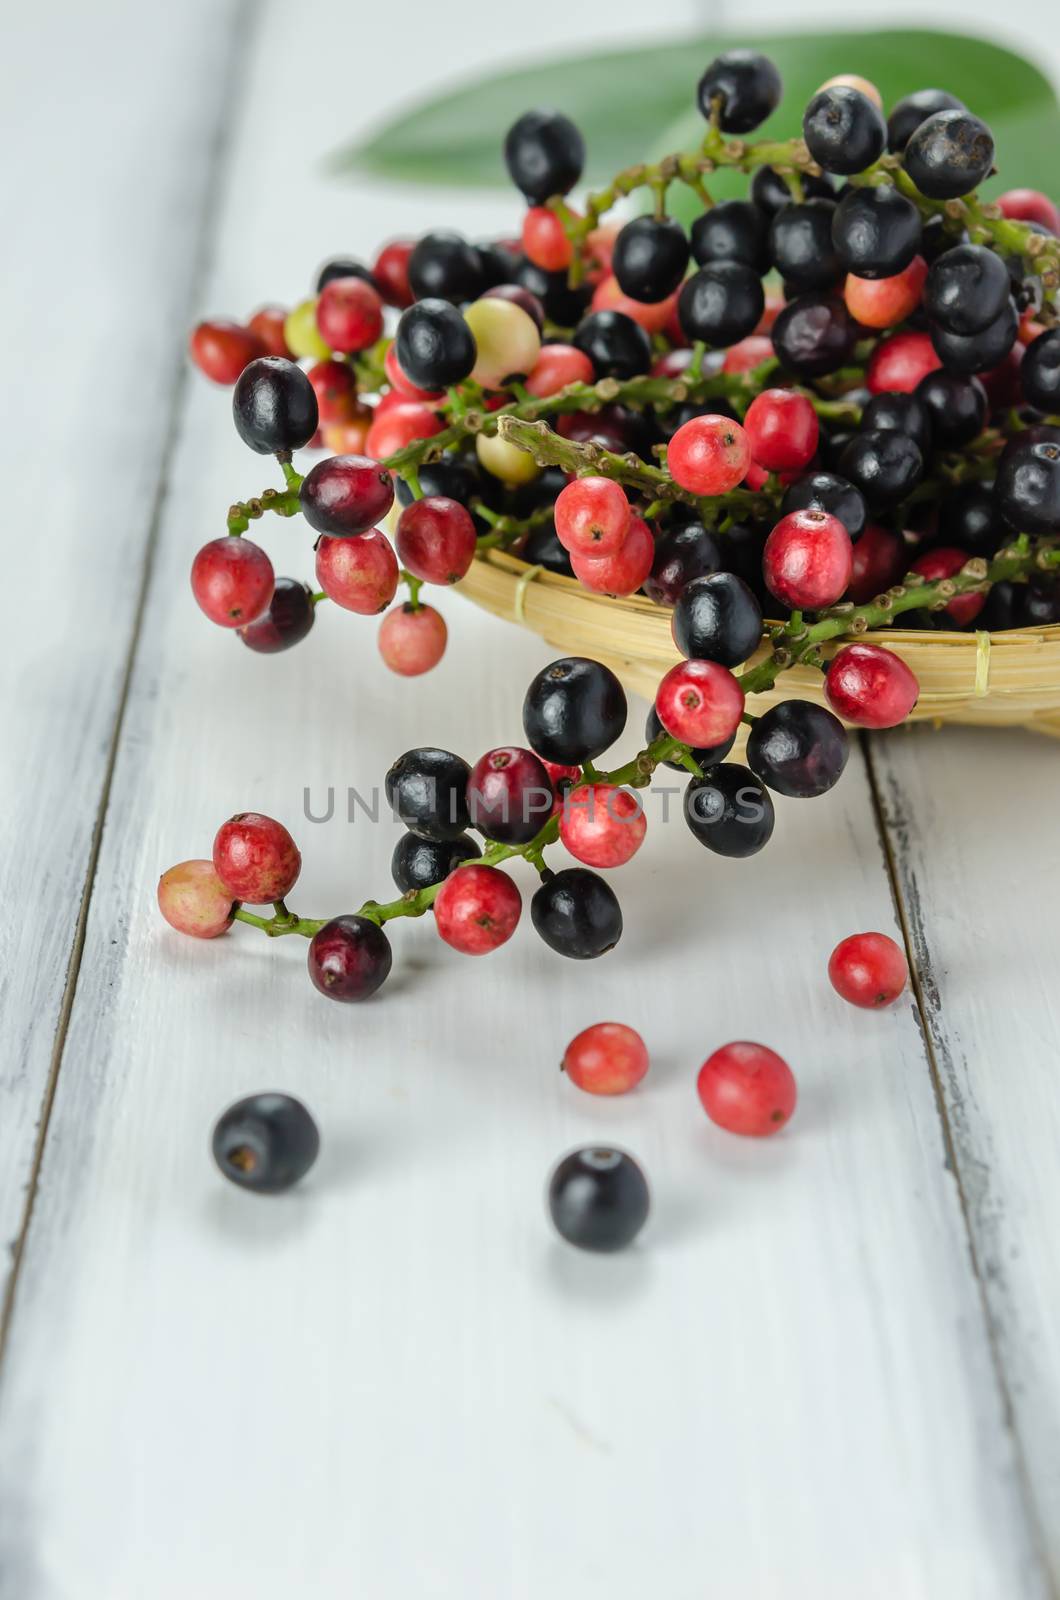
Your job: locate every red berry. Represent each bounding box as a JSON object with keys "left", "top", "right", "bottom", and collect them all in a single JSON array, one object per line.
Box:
[
  {"left": 308, "top": 915, "right": 393, "bottom": 1002},
  {"left": 396, "top": 496, "right": 477, "bottom": 585},
  {"left": 909, "top": 546, "right": 985, "bottom": 625},
  {"left": 378, "top": 602, "right": 447, "bottom": 675},
  {"left": 866, "top": 330, "right": 941, "bottom": 394},
  {"left": 189, "top": 319, "right": 266, "bottom": 384},
  {"left": 372, "top": 238, "right": 416, "bottom": 308},
  {"left": 524, "top": 343, "right": 594, "bottom": 397},
  {"left": 828, "top": 932, "right": 908, "bottom": 1008},
  {"left": 591, "top": 274, "right": 680, "bottom": 335},
  {"left": 559, "top": 784, "right": 646, "bottom": 869},
  {"left": 654, "top": 659, "right": 745, "bottom": 747},
  {"left": 569, "top": 515, "right": 654, "bottom": 596},
  {"left": 722, "top": 335, "right": 774, "bottom": 374},
  {"left": 846, "top": 522, "right": 906, "bottom": 604},
  {"left": 651, "top": 347, "right": 696, "bottom": 379},
  {"left": 315, "top": 276, "right": 384, "bottom": 354},
  {"left": 563, "top": 1022, "right": 649, "bottom": 1096},
  {"left": 157, "top": 860, "right": 234, "bottom": 938},
  {"left": 998, "top": 188, "right": 1060, "bottom": 234},
  {"left": 316, "top": 528, "right": 399, "bottom": 614},
  {"left": 467, "top": 746, "right": 553, "bottom": 844},
  {"left": 825, "top": 643, "right": 919, "bottom": 728},
  {"left": 246, "top": 305, "right": 292, "bottom": 358},
  {"left": 697, "top": 1042, "right": 797, "bottom": 1137},
  {"left": 522, "top": 206, "right": 574, "bottom": 271},
  {"left": 844, "top": 256, "right": 927, "bottom": 330},
  {"left": 365, "top": 400, "right": 444, "bottom": 460},
  {"left": 306, "top": 359, "right": 361, "bottom": 425},
  {"left": 191, "top": 537, "right": 274, "bottom": 628},
  {"left": 434, "top": 864, "right": 522, "bottom": 954},
  {"left": 554, "top": 475, "right": 630, "bottom": 556},
  {"left": 299, "top": 453, "right": 395, "bottom": 536},
  {"left": 541, "top": 759, "right": 581, "bottom": 788},
  {"left": 213, "top": 813, "right": 301, "bottom": 904},
  {"left": 763, "top": 509, "right": 852, "bottom": 610},
  {"left": 743, "top": 388, "right": 819, "bottom": 472},
  {"left": 667, "top": 414, "right": 752, "bottom": 495},
  {"left": 383, "top": 343, "right": 443, "bottom": 402}
]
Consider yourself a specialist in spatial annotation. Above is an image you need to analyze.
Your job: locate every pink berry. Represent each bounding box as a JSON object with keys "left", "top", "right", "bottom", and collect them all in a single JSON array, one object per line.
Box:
[
  {"left": 524, "top": 343, "right": 594, "bottom": 397},
  {"left": 383, "top": 344, "right": 443, "bottom": 402},
  {"left": 998, "top": 188, "right": 1060, "bottom": 234},
  {"left": 157, "top": 860, "right": 234, "bottom": 938},
  {"left": 467, "top": 746, "right": 553, "bottom": 845},
  {"left": 563, "top": 1022, "right": 649, "bottom": 1096},
  {"left": 396, "top": 496, "right": 478, "bottom": 585},
  {"left": 299, "top": 453, "right": 394, "bottom": 536},
  {"left": 763, "top": 509, "right": 853, "bottom": 610},
  {"left": 667, "top": 414, "right": 752, "bottom": 495},
  {"left": 191, "top": 537, "right": 274, "bottom": 628},
  {"left": 697, "top": 1042, "right": 797, "bottom": 1137},
  {"left": 306, "top": 359, "right": 362, "bottom": 425},
  {"left": 743, "top": 388, "right": 819, "bottom": 472},
  {"left": 828, "top": 932, "right": 908, "bottom": 1009},
  {"left": 846, "top": 522, "right": 907, "bottom": 604},
  {"left": 559, "top": 783, "right": 646, "bottom": 869},
  {"left": 433, "top": 864, "right": 522, "bottom": 955},
  {"left": 213, "top": 813, "right": 301, "bottom": 904},
  {"left": 866, "top": 330, "right": 941, "bottom": 394},
  {"left": 844, "top": 256, "right": 927, "bottom": 330},
  {"left": 372, "top": 238, "right": 416, "bottom": 308},
  {"left": 654, "top": 659, "right": 745, "bottom": 747},
  {"left": 522, "top": 206, "right": 574, "bottom": 271},
  {"left": 722, "top": 335, "right": 774, "bottom": 374},
  {"left": 909, "top": 546, "right": 985, "bottom": 626},
  {"left": 825, "top": 643, "right": 919, "bottom": 729},
  {"left": 315, "top": 276, "right": 384, "bottom": 354},
  {"left": 591, "top": 274, "right": 680, "bottom": 335},
  {"left": 555, "top": 475, "right": 631, "bottom": 556},
  {"left": 189, "top": 319, "right": 266, "bottom": 385},
  {"left": 315, "top": 528, "right": 399, "bottom": 613},
  {"left": 570, "top": 515, "right": 654, "bottom": 596},
  {"left": 378, "top": 602, "right": 448, "bottom": 675},
  {"left": 365, "top": 400, "right": 444, "bottom": 460}
]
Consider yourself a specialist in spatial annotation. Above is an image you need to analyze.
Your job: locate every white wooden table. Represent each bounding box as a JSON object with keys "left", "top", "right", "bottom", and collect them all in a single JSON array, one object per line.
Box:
[{"left": 2, "top": 2, "right": 1059, "bottom": 1594}]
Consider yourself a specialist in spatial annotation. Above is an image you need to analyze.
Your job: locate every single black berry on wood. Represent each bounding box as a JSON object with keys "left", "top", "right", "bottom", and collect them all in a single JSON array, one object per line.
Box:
[
  {"left": 523, "top": 657, "right": 627, "bottom": 765},
  {"left": 391, "top": 832, "right": 481, "bottom": 894},
  {"left": 832, "top": 186, "right": 922, "bottom": 279},
  {"left": 530, "top": 868, "right": 623, "bottom": 960},
  {"left": 233, "top": 357, "right": 318, "bottom": 455},
  {"left": 395, "top": 299, "right": 477, "bottom": 390},
  {"left": 803, "top": 86, "right": 886, "bottom": 175},
  {"left": 683, "top": 763, "right": 775, "bottom": 856},
  {"left": 385, "top": 748, "right": 473, "bottom": 840},
  {"left": 504, "top": 109, "right": 585, "bottom": 204},
  {"left": 678, "top": 261, "right": 765, "bottom": 347},
  {"left": 747, "top": 701, "right": 850, "bottom": 798},
  {"left": 696, "top": 50, "right": 782, "bottom": 134},
  {"left": 548, "top": 1147, "right": 650, "bottom": 1251},
  {"left": 212, "top": 1094, "right": 320, "bottom": 1193},
  {"left": 903, "top": 109, "right": 994, "bottom": 200},
  {"left": 886, "top": 88, "right": 965, "bottom": 153},
  {"left": 612, "top": 216, "right": 690, "bottom": 303}
]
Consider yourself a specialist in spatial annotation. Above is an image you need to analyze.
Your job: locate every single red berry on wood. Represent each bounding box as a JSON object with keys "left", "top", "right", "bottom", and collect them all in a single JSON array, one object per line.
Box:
[
  {"left": 308, "top": 914, "right": 393, "bottom": 1002},
  {"left": 246, "top": 304, "right": 292, "bottom": 358},
  {"left": 306, "top": 359, "right": 361, "bottom": 425},
  {"left": 846, "top": 522, "right": 907, "bottom": 604},
  {"left": 522, "top": 206, "right": 575, "bottom": 271},
  {"left": 743, "top": 388, "right": 819, "bottom": 471},
  {"left": 434, "top": 864, "right": 522, "bottom": 954},
  {"left": 667, "top": 414, "right": 752, "bottom": 495},
  {"left": 157, "top": 860, "right": 234, "bottom": 938},
  {"left": 555, "top": 475, "right": 631, "bottom": 556},
  {"left": 372, "top": 238, "right": 416, "bottom": 308},
  {"left": 383, "top": 343, "right": 443, "bottom": 401},
  {"left": 365, "top": 400, "right": 444, "bottom": 460},
  {"left": 697, "top": 1041, "right": 797, "bottom": 1136},
  {"left": 866, "top": 330, "right": 941, "bottom": 393},
  {"left": 213, "top": 812, "right": 301, "bottom": 904},
  {"left": 191, "top": 537, "right": 274, "bottom": 628},
  {"left": 189, "top": 319, "right": 266, "bottom": 384},
  {"left": 299, "top": 453, "right": 395, "bottom": 536},
  {"left": 524, "top": 343, "right": 594, "bottom": 397},
  {"left": 763, "top": 509, "right": 852, "bottom": 609},
  {"left": 468, "top": 746, "right": 553, "bottom": 844},
  {"left": 654, "top": 658, "right": 745, "bottom": 747},
  {"left": 844, "top": 256, "right": 927, "bottom": 330},
  {"left": 997, "top": 188, "right": 1060, "bottom": 234},
  {"left": 563, "top": 1022, "right": 649, "bottom": 1096},
  {"left": 559, "top": 783, "right": 646, "bottom": 868},
  {"left": 378, "top": 602, "right": 448, "bottom": 675},
  {"left": 315, "top": 528, "right": 399, "bottom": 614},
  {"left": 828, "top": 932, "right": 908, "bottom": 1008},
  {"left": 396, "top": 496, "right": 477, "bottom": 585},
  {"left": 909, "top": 545, "right": 985, "bottom": 625},
  {"left": 315, "top": 276, "right": 384, "bottom": 354},
  {"left": 569, "top": 515, "right": 654, "bottom": 596},
  {"left": 825, "top": 643, "right": 920, "bottom": 728}
]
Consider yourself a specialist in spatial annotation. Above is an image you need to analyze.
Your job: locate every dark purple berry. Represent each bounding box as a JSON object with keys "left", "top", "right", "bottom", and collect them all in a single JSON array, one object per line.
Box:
[{"left": 212, "top": 1093, "right": 320, "bottom": 1193}]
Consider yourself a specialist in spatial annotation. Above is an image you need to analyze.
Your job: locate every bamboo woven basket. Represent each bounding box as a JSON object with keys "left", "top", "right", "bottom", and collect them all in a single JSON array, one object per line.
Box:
[{"left": 459, "top": 550, "right": 1060, "bottom": 739}]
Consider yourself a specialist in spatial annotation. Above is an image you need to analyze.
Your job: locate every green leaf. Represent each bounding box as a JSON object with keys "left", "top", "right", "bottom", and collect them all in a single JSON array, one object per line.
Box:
[{"left": 328, "top": 29, "right": 1060, "bottom": 201}]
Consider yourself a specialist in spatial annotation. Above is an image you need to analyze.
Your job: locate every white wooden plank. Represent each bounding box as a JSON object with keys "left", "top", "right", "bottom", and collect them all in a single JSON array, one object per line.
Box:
[
  {"left": 867, "top": 723, "right": 1060, "bottom": 1582},
  {"left": 0, "top": 0, "right": 244, "bottom": 1299}
]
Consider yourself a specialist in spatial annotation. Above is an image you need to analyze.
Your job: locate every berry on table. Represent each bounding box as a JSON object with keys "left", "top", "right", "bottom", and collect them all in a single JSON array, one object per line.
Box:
[
  {"left": 238, "top": 577, "right": 315, "bottom": 654},
  {"left": 191, "top": 537, "right": 274, "bottom": 628},
  {"left": 832, "top": 186, "right": 922, "bottom": 279},
  {"left": 828, "top": 931, "right": 909, "bottom": 1008},
  {"left": 378, "top": 602, "right": 448, "bottom": 675},
  {"left": 771, "top": 292, "right": 856, "bottom": 377},
  {"left": 315, "top": 528, "right": 399, "bottom": 614},
  {"left": 189, "top": 319, "right": 265, "bottom": 384},
  {"left": 743, "top": 388, "right": 818, "bottom": 472},
  {"left": 396, "top": 496, "right": 477, "bottom": 585},
  {"left": 572, "top": 310, "right": 652, "bottom": 379},
  {"left": 504, "top": 109, "right": 585, "bottom": 204},
  {"left": 521, "top": 206, "right": 574, "bottom": 272},
  {"left": 299, "top": 453, "right": 395, "bottom": 536},
  {"left": 903, "top": 109, "right": 994, "bottom": 200},
  {"left": 372, "top": 238, "right": 416, "bottom": 308},
  {"left": 667, "top": 413, "right": 751, "bottom": 495},
  {"left": 468, "top": 746, "right": 553, "bottom": 844},
  {"left": 548, "top": 1146, "right": 650, "bottom": 1251},
  {"left": 554, "top": 475, "right": 630, "bottom": 556},
  {"left": 569, "top": 514, "right": 654, "bottom": 596},
  {"left": 523, "top": 657, "right": 627, "bottom": 765},
  {"left": 408, "top": 230, "right": 485, "bottom": 304},
  {"left": 866, "top": 329, "right": 941, "bottom": 393},
  {"left": 803, "top": 85, "right": 886, "bottom": 175},
  {"left": 232, "top": 357, "right": 319, "bottom": 455},
  {"left": 747, "top": 701, "right": 849, "bottom": 797},
  {"left": 762, "top": 509, "right": 853, "bottom": 609},
  {"left": 391, "top": 831, "right": 481, "bottom": 893},
  {"left": 683, "top": 763, "right": 775, "bottom": 857},
  {"left": 678, "top": 261, "right": 765, "bottom": 347},
  {"left": 530, "top": 868, "right": 623, "bottom": 960},
  {"left": 696, "top": 50, "right": 782, "bottom": 134},
  {"left": 157, "top": 860, "right": 234, "bottom": 938},
  {"left": 671, "top": 572, "right": 763, "bottom": 667},
  {"left": 697, "top": 1042, "right": 796, "bottom": 1136},
  {"left": 308, "top": 914, "right": 393, "bottom": 1001},
  {"left": 395, "top": 298, "right": 477, "bottom": 390},
  {"left": 212, "top": 1094, "right": 320, "bottom": 1193},
  {"left": 563, "top": 1022, "right": 648, "bottom": 1094},
  {"left": 463, "top": 297, "right": 541, "bottom": 388},
  {"left": 654, "top": 659, "right": 745, "bottom": 747},
  {"left": 315, "top": 276, "right": 384, "bottom": 354},
  {"left": 824, "top": 642, "right": 919, "bottom": 728},
  {"left": 246, "top": 305, "right": 291, "bottom": 359},
  {"left": 886, "top": 88, "right": 965, "bottom": 153},
  {"left": 213, "top": 812, "right": 301, "bottom": 903},
  {"left": 524, "top": 341, "right": 594, "bottom": 397},
  {"left": 612, "top": 216, "right": 690, "bottom": 303},
  {"left": 909, "top": 545, "right": 986, "bottom": 625},
  {"left": 844, "top": 255, "right": 927, "bottom": 329},
  {"left": 558, "top": 783, "right": 646, "bottom": 868},
  {"left": 780, "top": 470, "right": 866, "bottom": 540},
  {"left": 386, "top": 748, "right": 472, "bottom": 840},
  {"left": 433, "top": 863, "right": 522, "bottom": 954}
]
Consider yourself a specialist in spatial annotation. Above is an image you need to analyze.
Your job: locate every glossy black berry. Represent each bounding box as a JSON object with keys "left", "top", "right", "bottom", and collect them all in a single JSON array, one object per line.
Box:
[
  {"left": 385, "top": 748, "right": 472, "bottom": 840},
  {"left": 308, "top": 915, "right": 393, "bottom": 1003},
  {"left": 572, "top": 311, "right": 652, "bottom": 379},
  {"left": 930, "top": 298, "right": 1017, "bottom": 375},
  {"left": 839, "top": 429, "right": 923, "bottom": 506},
  {"left": 683, "top": 763, "right": 775, "bottom": 857},
  {"left": 925, "top": 244, "right": 1010, "bottom": 335},
  {"left": 903, "top": 109, "right": 994, "bottom": 200},
  {"left": 523, "top": 657, "right": 627, "bottom": 765},
  {"left": 232, "top": 357, "right": 318, "bottom": 455},
  {"left": 316, "top": 256, "right": 377, "bottom": 293},
  {"left": 915, "top": 370, "right": 987, "bottom": 447},
  {"left": 408, "top": 230, "right": 485, "bottom": 304},
  {"left": 995, "top": 436, "right": 1060, "bottom": 535},
  {"left": 612, "top": 217, "right": 690, "bottom": 303},
  {"left": 391, "top": 831, "right": 481, "bottom": 894},
  {"left": 920, "top": 214, "right": 967, "bottom": 264},
  {"left": 1021, "top": 329, "right": 1060, "bottom": 414},
  {"left": 772, "top": 293, "right": 857, "bottom": 377},
  {"left": 803, "top": 86, "right": 886, "bottom": 175},
  {"left": 1022, "top": 580, "right": 1060, "bottom": 626},
  {"left": 781, "top": 471, "right": 866, "bottom": 540},
  {"left": 751, "top": 165, "right": 834, "bottom": 214},
  {"left": 395, "top": 453, "right": 482, "bottom": 509},
  {"left": 978, "top": 579, "right": 1022, "bottom": 631},
  {"left": 769, "top": 201, "right": 842, "bottom": 292},
  {"left": 212, "top": 1093, "right": 320, "bottom": 1193},
  {"left": 530, "top": 868, "right": 622, "bottom": 960},
  {"left": 238, "top": 578, "right": 316, "bottom": 654},
  {"left": 475, "top": 241, "right": 518, "bottom": 289},
  {"left": 747, "top": 701, "right": 849, "bottom": 798},
  {"left": 696, "top": 50, "right": 782, "bottom": 134},
  {"left": 678, "top": 261, "right": 765, "bottom": 348},
  {"left": 548, "top": 1146, "right": 650, "bottom": 1252},
  {"left": 504, "top": 109, "right": 585, "bottom": 204},
  {"left": 939, "top": 482, "right": 1005, "bottom": 557},
  {"left": 644, "top": 705, "right": 735, "bottom": 770},
  {"left": 520, "top": 517, "right": 574, "bottom": 576},
  {"left": 886, "top": 88, "right": 965, "bottom": 153},
  {"left": 511, "top": 256, "right": 592, "bottom": 326},
  {"left": 832, "top": 186, "right": 922, "bottom": 279},
  {"left": 690, "top": 200, "right": 771, "bottom": 272},
  {"left": 860, "top": 391, "right": 932, "bottom": 455},
  {"left": 672, "top": 572, "right": 764, "bottom": 666},
  {"left": 643, "top": 521, "right": 721, "bottom": 605},
  {"left": 395, "top": 299, "right": 477, "bottom": 390}
]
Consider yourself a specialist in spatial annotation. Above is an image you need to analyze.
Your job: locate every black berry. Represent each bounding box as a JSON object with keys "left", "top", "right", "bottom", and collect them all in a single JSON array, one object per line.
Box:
[
  {"left": 751, "top": 166, "right": 833, "bottom": 213},
  {"left": 644, "top": 704, "right": 735, "bottom": 770},
  {"left": 772, "top": 293, "right": 857, "bottom": 377},
  {"left": 769, "top": 201, "right": 842, "bottom": 292},
  {"left": 548, "top": 1146, "right": 650, "bottom": 1252},
  {"left": 572, "top": 310, "right": 652, "bottom": 379},
  {"left": 530, "top": 868, "right": 623, "bottom": 960},
  {"left": 860, "top": 391, "right": 932, "bottom": 455},
  {"left": 212, "top": 1093, "right": 320, "bottom": 1194},
  {"left": 803, "top": 86, "right": 886, "bottom": 175},
  {"left": 307, "top": 915, "right": 393, "bottom": 1002},
  {"left": 915, "top": 370, "right": 987, "bottom": 447},
  {"left": 832, "top": 186, "right": 922, "bottom": 279},
  {"left": 925, "top": 243, "right": 1011, "bottom": 334},
  {"left": 523, "top": 656, "right": 627, "bottom": 765},
  {"left": 238, "top": 578, "right": 315, "bottom": 654},
  {"left": 395, "top": 453, "right": 482, "bottom": 508},
  {"left": 316, "top": 256, "right": 377, "bottom": 293},
  {"left": 930, "top": 297, "right": 1017, "bottom": 375},
  {"left": 781, "top": 471, "right": 866, "bottom": 540},
  {"left": 612, "top": 216, "right": 690, "bottom": 303},
  {"left": 839, "top": 429, "right": 924, "bottom": 506},
  {"left": 747, "top": 701, "right": 850, "bottom": 798},
  {"left": 408, "top": 230, "right": 485, "bottom": 304},
  {"left": 520, "top": 517, "right": 574, "bottom": 576},
  {"left": 939, "top": 482, "right": 1005, "bottom": 557},
  {"left": 678, "top": 261, "right": 765, "bottom": 347},
  {"left": 903, "top": 109, "right": 994, "bottom": 200},
  {"left": 385, "top": 748, "right": 472, "bottom": 840},
  {"left": 391, "top": 832, "right": 481, "bottom": 894},
  {"left": 683, "top": 763, "right": 775, "bottom": 856},
  {"left": 643, "top": 521, "right": 721, "bottom": 605},
  {"left": 886, "top": 88, "right": 965, "bottom": 153},
  {"left": 691, "top": 200, "right": 770, "bottom": 272},
  {"left": 504, "top": 109, "right": 585, "bottom": 204},
  {"left": 995, "top": 436, "right": 1060, "bottom": 535},
  {"left": 232, "top": 357, "right": 318, "bottom": 455},
  {"left": 1021, "top": 329, "right": 1060, "bottom": 414},
  {"left": 511, "top": 256, "right": 592, "bottom": 326},
  {"left": 696, "top": 50, "right": 782, "bottom": 134},
  {"left": 1022, "top": 580, "right": 1060, "bottom": 625},
  {"left": 978, "top": 579, "right": 1022, "bottom": 630},
  {"left": 395, "top": 298, "right": 477, "bottom": 390},
  {"left": 672, "top": 571, "right": 764, "bottom": 666}
]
